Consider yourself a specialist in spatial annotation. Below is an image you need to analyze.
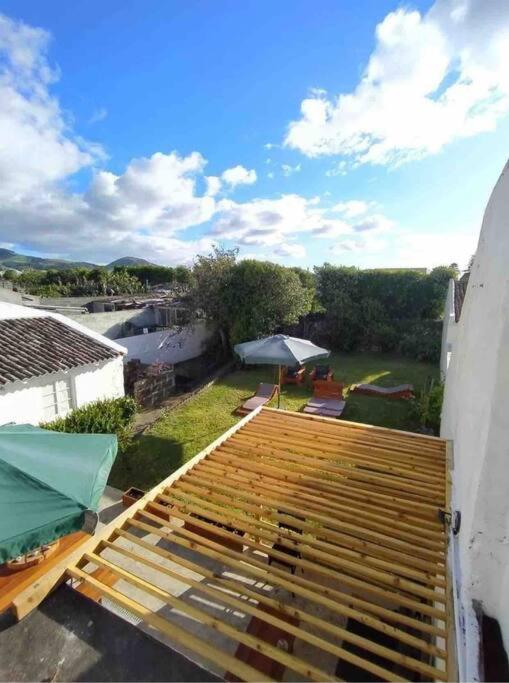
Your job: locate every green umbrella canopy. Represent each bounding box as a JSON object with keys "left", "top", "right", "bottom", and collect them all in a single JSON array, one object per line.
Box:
[
  {"left": 234, "top": 334, "right": 330, "bottom": 366},
  {"left": 0, "top": 425, "right": 117, "bottom": 563}
]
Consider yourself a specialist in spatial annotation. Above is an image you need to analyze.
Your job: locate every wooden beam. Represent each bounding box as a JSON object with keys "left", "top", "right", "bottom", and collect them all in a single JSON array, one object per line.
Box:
[
  {"left": 68, "top": 565, "right": 275, "bottom": 683},
  {"left": 79, "top": 552, "right": 338, "bottom": 683},
  {"left": 96, "top": 542, "right": 409, "bottom": 682},
  {"left": 195, "top": 459, "right": 443, "bottom": 532},
  {"left": 158, "top": 493, "right": 447, "bottom": 612},
  {"left": 240, "top": 421, "right": 445, "bottom": 480},
  {"left": 261, "top": 407, "right": 446, "bottom": 446},
  {"left": 114, "top": 528, "right": 447, "bottom": 658},
  {"left": 126, "top": 517, "right": 448, "bottom": 648}
]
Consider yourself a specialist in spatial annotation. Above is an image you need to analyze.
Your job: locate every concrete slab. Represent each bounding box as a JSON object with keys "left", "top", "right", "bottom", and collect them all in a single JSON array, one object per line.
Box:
[{"left": 0, "top": 584, "right": 219, "bottom": 682}]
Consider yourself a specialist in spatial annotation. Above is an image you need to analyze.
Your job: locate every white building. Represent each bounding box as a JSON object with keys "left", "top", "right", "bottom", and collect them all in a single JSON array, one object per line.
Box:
[
  {"left": 0, "top": 302, "right": 126, "bottom": 426},
  {"left": 441, "top": 160, "right": 509, "bottom": 680}
]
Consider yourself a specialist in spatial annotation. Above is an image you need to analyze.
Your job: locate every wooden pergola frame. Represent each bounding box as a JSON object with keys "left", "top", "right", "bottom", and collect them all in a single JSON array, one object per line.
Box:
[{"left": 13, "top": 406, "right": 456, "bottom": 682}]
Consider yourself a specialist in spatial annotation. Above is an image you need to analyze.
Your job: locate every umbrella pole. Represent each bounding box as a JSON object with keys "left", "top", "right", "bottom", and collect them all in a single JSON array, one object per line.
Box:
[{"left": 278, "top": 364, "right": 281, "bottom": 408}]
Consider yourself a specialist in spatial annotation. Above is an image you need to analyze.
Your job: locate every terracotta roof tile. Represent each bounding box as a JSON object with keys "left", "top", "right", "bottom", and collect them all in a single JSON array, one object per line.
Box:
[{"left": 0, "top": 316, "right": 121, "bottom": 385}]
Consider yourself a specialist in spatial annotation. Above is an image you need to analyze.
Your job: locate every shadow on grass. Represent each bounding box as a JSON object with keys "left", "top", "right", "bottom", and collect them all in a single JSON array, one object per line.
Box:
[{"left": 109, "top": 434, "right": 185, "bottom": 492}]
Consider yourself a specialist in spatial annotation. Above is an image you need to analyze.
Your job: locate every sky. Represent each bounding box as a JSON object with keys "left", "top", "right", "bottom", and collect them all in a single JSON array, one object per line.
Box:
[{"left": 0, "top": 0, "right": 508, "bottom": 270}]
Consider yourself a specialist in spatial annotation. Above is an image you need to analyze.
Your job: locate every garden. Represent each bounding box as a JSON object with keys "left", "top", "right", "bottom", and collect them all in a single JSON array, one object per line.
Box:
[{"left": 108, "top": 350, "right": 439, "bottom": 491}]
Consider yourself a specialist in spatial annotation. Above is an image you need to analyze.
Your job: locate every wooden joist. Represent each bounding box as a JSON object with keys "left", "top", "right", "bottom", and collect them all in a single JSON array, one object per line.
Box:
[{"left": 15, "top": 406, "right": 453, "bottom": 682}]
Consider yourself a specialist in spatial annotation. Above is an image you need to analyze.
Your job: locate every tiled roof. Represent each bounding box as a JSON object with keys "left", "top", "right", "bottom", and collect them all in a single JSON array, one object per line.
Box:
[
  {"left": 0, "top": 316, "right": 121, "bottom": 385},
  {"left": 454, "top": 272, "right": 470, "bottom": 322}
]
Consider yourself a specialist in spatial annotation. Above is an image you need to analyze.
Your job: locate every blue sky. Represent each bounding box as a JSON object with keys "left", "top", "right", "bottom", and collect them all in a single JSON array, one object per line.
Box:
[{"left": 0, "top": 0, "right": 508, "bottom": 268}]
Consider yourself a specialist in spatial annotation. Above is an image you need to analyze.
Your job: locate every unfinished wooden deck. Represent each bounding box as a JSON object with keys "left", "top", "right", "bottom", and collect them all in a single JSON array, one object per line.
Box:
[{"left": 13, "top": 406, "right": 455, "bottom": 682}]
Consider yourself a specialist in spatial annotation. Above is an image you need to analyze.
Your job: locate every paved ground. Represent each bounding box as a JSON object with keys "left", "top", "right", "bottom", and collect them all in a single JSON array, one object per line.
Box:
[{"left": 0, "top": 585, "right": 218, "bottom": 682}]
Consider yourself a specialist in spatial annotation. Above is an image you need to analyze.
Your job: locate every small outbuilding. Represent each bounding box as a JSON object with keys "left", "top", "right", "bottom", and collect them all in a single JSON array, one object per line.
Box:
[{"left": 0, "top": 303, "right": 126, "bottom": 426}]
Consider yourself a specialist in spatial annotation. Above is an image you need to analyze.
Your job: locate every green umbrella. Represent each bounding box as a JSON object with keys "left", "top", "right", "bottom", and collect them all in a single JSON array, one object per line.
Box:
[
  {"left": 234, "top": 334, "right": 330, "bottom": 407},
  {"left": 0, "top": 424, "right": 117, "bottom": 563}
]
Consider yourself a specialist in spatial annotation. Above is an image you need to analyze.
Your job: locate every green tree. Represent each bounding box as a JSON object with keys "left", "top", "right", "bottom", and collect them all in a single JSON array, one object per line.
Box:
[
  {"left": 190, "top": 245, "right": 238, "bottom": 352},
  {"left": 225, "top": 260, "right": 313, "bottom": 345}
]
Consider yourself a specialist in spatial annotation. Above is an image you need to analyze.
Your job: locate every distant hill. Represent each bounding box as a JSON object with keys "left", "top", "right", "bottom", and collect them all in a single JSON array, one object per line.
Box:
[
  {"left": 106, "top": 256, "right": 156, "bottom": 269},
  {"left": 0, "top": 249, "right": 156, "bottom": 272},
  {"left": 0, "top": 249, "right": 97, "bottom": 271}
]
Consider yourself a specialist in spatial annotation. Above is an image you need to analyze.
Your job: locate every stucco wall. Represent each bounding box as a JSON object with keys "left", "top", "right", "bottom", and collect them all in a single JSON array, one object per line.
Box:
[
  {"left": 440, "top": 279, "right": 457, "bottom": 379},
  {"left": 0, "top": 357, "right": 125, "bottom": 426},
  {"left": 66, "top": 308, "right": 156, "bottom": 339},
  {"left": 117, "top": 321, "right": 211, "bottom": 365},
  {"left": 441, "top": 160, "right": 509, "bottom": 680}
]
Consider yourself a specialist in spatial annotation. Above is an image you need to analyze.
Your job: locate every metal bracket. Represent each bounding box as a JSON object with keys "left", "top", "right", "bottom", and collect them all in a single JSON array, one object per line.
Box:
[{"left": 438, "top": 508, "right": 461, "bottom": 535}]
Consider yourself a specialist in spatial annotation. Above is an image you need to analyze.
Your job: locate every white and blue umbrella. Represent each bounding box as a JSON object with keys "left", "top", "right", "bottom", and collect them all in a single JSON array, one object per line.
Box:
[{"left": 234, "top": 334, "right": 330, "bottom": 407}]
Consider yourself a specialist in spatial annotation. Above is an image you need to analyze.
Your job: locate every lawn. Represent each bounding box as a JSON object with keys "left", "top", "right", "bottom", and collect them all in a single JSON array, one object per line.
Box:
[{"left": 109, "top": 351, "right": 438, "bottom": 491}]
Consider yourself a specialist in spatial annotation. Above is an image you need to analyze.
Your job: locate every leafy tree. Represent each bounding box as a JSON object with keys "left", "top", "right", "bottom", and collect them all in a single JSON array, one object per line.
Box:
[
  {"left": 189, "top": 245, "right": 238, "bottom": 352},
  {"left": 225, "top": 260, "right": 313, "bottom": 345}
]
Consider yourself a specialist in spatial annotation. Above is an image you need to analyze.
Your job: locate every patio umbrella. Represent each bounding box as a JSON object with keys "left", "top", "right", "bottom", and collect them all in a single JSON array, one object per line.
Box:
[
  {"left": 0, "top": 424, "right": 117, "bottom": 564},
  {"left": 234, "top": 334, "right": 330, "bottom": 408}
]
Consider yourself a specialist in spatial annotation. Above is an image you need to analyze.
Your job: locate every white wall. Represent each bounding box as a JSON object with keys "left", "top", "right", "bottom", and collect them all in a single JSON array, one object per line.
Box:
[
  {"left": 66, "top": 308, "right": 155, "bottom": 339},
  {"left": 0, "top": 357, "right": 125, "bottom": 426},
  {"left": 440, "top": 279, "right": 457, "bottom": 379},
  {"left": 117, "top": 321, "right": 211, "bottom": 365},
  {"left": 441, "top": 160, "right": 509, "bottom": 680}
]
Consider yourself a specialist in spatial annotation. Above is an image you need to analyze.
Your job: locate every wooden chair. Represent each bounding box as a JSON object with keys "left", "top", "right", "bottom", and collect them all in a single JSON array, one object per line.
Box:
[
  {"left": 281, "top": 365, "right": 306, "bottom": 385},
  {"left": 310, "top": 365, "right": 334, "bottom": 383},
  {"left": 236, "top": 383, "right": 279, "bottom": 415}
]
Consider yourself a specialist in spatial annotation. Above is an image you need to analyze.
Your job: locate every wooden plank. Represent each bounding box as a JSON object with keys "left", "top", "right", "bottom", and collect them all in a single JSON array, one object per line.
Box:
[
  {"left": 158, "top": 493, "right": 447, "bottom": 611},
  {"left": 176, "top": 472, "right": 447, "bottom": 582},
  {"left": 165, "top": 486, "right": 446, "bottom": 605},
  {"left": 195, "top": 459, "right": 444, "bottom": 532},
  {"left": 209, "top": 449, "right": 441, "bottom": 518},
  {"left": 253, "top": 412, "right": 446, "bottom": 465},
  {"left": 228, "top": 434, "right": 445, "bottom": 499},
  {"left": 80, "top": 552, "right": 337, "bottom": 683},
  {"left": 242, "top": 420, "right": 445, "bottom": 479},
  {"left": 0, "top": 532, "right": 90, "bottom": 615},
  {"left": 192, "top": 462, "right": 445, "bottom": 539},
  {"left": 100, "top": 537, "right": 444, "bottom": 681},
  {"left": 12, "top": 406, "right": 263, "bottom": 619},
  {"left": 115, "top": 528, "right": 448, "bottom": 658},
  {"left": 68, "top": 566, "right": 274, "bottom": 683},
  {"left": 445, "top": 439, "right": 459, "bottom": 682},
  {"left": 141, "top": 503, "right": 447, "bottom": 621},
  {"left": 125, "top": 518, "right": 448, "bottom": 649},
  {"left": 172, "top": 474, "right": 445, "bottom": 552},
  {"left": 261, "top": 407, "right": 447, "bottom": 447}
]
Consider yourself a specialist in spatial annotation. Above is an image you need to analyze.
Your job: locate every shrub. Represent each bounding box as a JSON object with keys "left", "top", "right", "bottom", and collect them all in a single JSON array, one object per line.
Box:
[
  {"left": 411, "top": 380, "right": 444, "bottom": 435},
  {"left": 42, "top": 396, "right": 138, "bottom": 451}
]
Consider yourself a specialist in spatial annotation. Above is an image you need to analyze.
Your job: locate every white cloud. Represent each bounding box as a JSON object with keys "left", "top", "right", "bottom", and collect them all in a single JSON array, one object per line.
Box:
[
  {"left": 332, "top": 200, "right": 370, "bottom": 218},
  {"left": 281, "top": 163, "right": 301, "bottom": 176},
  {"left": 221, "top": 164, "right": 257, "bottom": 187},
  {"left": 285, "top": 0, "right": 509, "bottom": 166},
  {"left": 205, "top": 175, "right": 221, "bottom": 197},
  {"left": 88, "top": 107, "right": 108, "bottom": 124},
  {"left": 0, "top": 13, "right": 104, "bottom": 200},
  {"left": 274, "top": 243, "right": 306, "bottom": 258}
]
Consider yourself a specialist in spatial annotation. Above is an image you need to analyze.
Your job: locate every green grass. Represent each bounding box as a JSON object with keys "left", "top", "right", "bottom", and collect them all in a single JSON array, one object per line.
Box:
[{"left": 109, "top": 351, "right": 437, "bottom": 491}]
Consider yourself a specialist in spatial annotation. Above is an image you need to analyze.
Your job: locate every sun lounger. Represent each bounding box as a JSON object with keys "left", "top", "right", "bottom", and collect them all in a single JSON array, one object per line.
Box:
[
  {"left": 236, "top": 383, "right": 279, "bottom": 415},
  {"left": 303, "top": 397, "right": 346, "bottom": 418},
  {"left": 352, "top": 383, "right": 414, "bottom": 399},
  {"left": 303, "top": 380, "right": 345, "bottom": 417}
]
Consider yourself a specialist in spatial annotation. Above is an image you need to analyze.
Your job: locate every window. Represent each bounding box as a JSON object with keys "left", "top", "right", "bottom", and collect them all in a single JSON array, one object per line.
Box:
[{"left": 41, "top": 378, "right": 73, "bottom": 421}]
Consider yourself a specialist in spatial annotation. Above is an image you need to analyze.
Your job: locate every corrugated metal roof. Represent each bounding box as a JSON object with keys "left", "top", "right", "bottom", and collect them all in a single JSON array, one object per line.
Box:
[{"left": 0, "top": 316, "right": 121, "bottom": 385}]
